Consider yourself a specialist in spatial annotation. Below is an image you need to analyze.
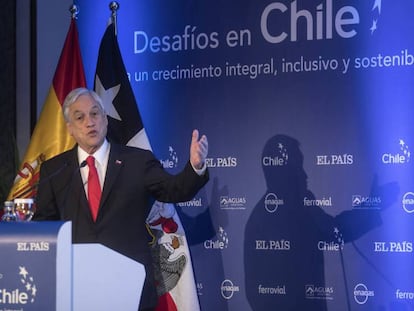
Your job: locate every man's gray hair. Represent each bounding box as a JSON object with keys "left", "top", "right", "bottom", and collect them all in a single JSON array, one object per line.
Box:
[{"left": 62, "top": 88, "right": 105, "bottom": 122}]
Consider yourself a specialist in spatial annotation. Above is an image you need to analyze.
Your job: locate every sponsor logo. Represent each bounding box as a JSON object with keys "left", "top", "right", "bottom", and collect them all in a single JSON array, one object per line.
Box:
[
  {"left": 220, "top": 196, "right": 247, "bottom": 210},
  {"left": 318, "top": 241, "right": 342, "bottom": 251},
  {"left": 264, "top": 193, "right": 284, "bottom": 213},
  {"left": 316, "top": 154, "right": 353, "bottom": 165},
  {"left": 319, "top": 227, "right": 344, "bottom": 251},
  {"left": 353, "top": 283, "right": 374, "bottom": 305},
  {"left": 176, "top": 197, "right": 203, "bottom": 208},
  {"left": 160, "top": 146, "right": 178, "bottom": 169},
  {"left": 305, "top": 284, "right": 334, "bottom": 300},
  {"left": 382, "top": 139, "right": 410, "bottom": 165},
  {"left": 206, "top": 157, "right": 237, "bottom": 168},
  {"left": 352, "top": 195, "right": 381, "bottom": 209},
  {"left": 258, "top": 284, "right": 286, "bottom": 295},
  {"left": 0, "top": 266, "right": 37, "bottom": 305},
  {"left": 262, "top": 142, "right": 289, "bottom": 166},
  {"left": 402, "top": 192, "right": 414, "bottom": 213},
  {"left": 221, "top": 279, "right": 240, "bottom": 300},
  {"left": 204, "top": 226, "right": 229, "bottom": 250},
  {"left": 16, "top": 241, "right": 49, "bottom": 252},
  {"left": 255, "top": 239, "right": 290, "bottom": 251},
  {"left": 396, "top": 289, "right": 414, "bottom": 300},
  {"left": 303, "top": 196, "right": 333, "bottom": 207},
  {"left": 374, "top": 241, "right": 413, "bottom": 253}
]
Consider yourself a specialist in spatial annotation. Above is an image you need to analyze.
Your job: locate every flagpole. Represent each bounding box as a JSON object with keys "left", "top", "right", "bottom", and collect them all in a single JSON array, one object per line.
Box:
[
  {"left": 109, "top": 1, "right": 119, "bottom": 36},
  {"left": 69, "top": 4, "right": 79, "bottom": 20}
]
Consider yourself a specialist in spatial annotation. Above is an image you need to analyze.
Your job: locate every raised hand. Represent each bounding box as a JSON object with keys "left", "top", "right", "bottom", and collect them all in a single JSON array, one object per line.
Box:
[{"left": 190, "top": 129, "right": 208, "bottom": 170}]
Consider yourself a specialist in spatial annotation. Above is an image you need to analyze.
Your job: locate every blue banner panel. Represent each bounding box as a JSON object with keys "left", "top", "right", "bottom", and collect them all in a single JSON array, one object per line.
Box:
[{"left": 74, "top": 1, "right": 414, "bottom": 310}]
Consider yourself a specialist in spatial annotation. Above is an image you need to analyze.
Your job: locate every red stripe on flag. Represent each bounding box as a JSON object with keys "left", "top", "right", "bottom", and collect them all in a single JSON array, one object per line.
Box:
[{"left": 53, "top": 19, "right": 86, "bottom": 105}]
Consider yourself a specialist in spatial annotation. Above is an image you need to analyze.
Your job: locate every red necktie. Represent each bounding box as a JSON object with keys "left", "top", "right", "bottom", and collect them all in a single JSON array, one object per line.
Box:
[{"left": 86, "top": 156, "right": 101, "bottom": 221}]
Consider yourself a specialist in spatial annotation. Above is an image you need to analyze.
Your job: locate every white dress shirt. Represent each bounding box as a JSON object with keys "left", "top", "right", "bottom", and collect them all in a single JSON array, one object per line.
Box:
[{"left": 77, "top": 139, "right": 110, "bottom": 198}]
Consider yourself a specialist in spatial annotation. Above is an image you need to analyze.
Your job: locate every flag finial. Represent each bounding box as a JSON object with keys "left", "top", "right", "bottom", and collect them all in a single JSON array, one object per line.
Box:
[
  {"left": 109, "top": 1, "right": 119, "bottom": 20},
  {"left": 109, "top": 1, "right": 119, "bottom": 13},
  {"left": 109, "top": 1, "right": 119, "bottom": 35},
  {"left": 69, "top": 4, "right": 79, "bottom": 19}
]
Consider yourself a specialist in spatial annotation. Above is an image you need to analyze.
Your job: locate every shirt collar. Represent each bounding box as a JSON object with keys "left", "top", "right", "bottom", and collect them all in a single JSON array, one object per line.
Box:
[{"left": 77, "top": 139, "right": 110, "bottom": 166}]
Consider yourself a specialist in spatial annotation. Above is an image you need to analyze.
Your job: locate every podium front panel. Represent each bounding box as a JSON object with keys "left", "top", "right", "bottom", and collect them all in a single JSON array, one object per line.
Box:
[{"left": 0, "top": 221, "right": 71, "bottom": 311}]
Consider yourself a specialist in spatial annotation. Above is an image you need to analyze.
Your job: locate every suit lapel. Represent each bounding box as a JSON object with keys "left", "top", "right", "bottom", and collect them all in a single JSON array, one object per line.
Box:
[{"left": 99, "top": 144, "right": 123, "bottom": 213}]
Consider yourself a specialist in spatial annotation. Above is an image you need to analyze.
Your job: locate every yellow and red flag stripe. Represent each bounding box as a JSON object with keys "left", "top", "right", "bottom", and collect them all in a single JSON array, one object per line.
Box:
[{"left": 8, "top": 18, "right": 86, "bottom": 200}]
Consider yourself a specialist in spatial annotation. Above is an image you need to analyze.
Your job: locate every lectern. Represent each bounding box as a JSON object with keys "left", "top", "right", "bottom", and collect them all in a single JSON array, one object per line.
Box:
[{"left": 0, "top": 221, "right": 145, "bottom": 311}]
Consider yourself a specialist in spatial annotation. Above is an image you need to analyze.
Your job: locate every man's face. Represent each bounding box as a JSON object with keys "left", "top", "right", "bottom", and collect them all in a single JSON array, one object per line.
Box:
[{"left": 66, "top": 94, "right": 108, "bottom": 154}]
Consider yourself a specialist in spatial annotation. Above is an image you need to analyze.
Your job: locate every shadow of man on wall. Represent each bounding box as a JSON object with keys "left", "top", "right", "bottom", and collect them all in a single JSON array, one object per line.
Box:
[{"left": 244, "top": 134, "right": 399, "bottom": 311}]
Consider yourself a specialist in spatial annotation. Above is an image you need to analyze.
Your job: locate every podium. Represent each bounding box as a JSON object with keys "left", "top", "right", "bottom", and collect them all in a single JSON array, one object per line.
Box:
[{"left": 0, "top": 221, "right": 145, "bottom": 311}]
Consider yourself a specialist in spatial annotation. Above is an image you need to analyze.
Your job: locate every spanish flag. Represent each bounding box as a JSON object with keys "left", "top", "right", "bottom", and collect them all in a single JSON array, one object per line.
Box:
[{"left": 8, "top": 18, "right": 86, "bottom": 200}]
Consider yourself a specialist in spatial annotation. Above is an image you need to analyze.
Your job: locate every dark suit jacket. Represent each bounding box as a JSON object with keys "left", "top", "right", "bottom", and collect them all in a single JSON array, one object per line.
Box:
[{"left": 34, "top": 143, "right": 209, "bottom": 309}]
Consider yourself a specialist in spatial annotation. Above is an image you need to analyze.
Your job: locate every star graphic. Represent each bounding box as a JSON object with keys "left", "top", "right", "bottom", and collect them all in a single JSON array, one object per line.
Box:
[
  {"left": 95, "top": 75, "right": 122, "bottom": 121},
  {"left": 32, "top": 285, "right": 37, "bottom": 296},
  {"left": 372, "top": 0, "right": 382, "bottom": 14},
  {"left": 370, "top": 20, "right": 378, "bottom": 34},
  {"left": 399, "top": 139, "right": 411, "bottom": 161},
  {"left": 219, "top": 226, "right": 224, "bottom": 235},
  {"left": 19, "top": 266, "right": 28, "bottom": 279}
]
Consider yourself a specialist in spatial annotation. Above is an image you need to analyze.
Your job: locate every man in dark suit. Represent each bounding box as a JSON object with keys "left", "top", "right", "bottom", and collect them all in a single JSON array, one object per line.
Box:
[{"left": 34, "top": 87, "right": 209, "bottom": 311}]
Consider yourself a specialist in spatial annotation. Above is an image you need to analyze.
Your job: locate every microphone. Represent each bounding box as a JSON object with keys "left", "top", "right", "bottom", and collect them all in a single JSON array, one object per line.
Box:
[
  {"left": 79, "top": 160, "right": 88, "bottom": 169},
  {"left": 11, "top": 162, "right": 69, "bottom": 200}
]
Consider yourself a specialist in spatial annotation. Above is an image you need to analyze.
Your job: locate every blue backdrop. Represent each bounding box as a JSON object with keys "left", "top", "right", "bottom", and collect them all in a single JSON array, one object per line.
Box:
[{"left": 75, "top": 1, "right": 414, "bottom": 310}]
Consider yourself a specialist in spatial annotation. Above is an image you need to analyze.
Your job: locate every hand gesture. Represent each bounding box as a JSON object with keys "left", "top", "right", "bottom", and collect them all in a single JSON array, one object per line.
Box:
[{"left": 190, "top": 129, "right": 208, "bottom": 170}]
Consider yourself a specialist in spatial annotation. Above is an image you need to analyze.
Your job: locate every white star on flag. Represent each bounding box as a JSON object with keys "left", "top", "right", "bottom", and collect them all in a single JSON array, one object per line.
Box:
[{"left": 95, "top": 75, "right": 122, "bottom": 121}]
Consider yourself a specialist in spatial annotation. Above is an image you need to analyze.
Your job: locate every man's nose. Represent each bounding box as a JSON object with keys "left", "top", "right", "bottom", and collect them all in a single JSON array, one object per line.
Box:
[{"left": 85, "top": 115, "right": 95, "bottom": 127}]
